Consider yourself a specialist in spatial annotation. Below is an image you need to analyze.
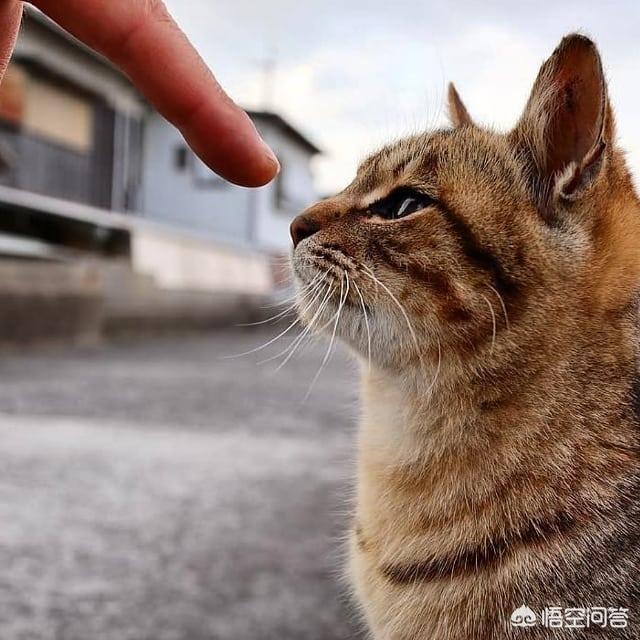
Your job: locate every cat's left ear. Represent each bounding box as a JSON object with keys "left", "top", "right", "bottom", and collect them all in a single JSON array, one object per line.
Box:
[
  {"left": 512, "top": 34, "right": 612, "bottom": 211},
  {"left": 447, "top": 83, "right": 474, "bottom": 128}
]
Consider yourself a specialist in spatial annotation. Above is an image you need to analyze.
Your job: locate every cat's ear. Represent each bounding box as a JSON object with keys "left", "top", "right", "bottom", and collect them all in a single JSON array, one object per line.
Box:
[
  {"left": 512, "top": 34, "right": 612, "bottom": 210},
  {"left": 447, "top": 83, "right": 474, "bottom": 128}
]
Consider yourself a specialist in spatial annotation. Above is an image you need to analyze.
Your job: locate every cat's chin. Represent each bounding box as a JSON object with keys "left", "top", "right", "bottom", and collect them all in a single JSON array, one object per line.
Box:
[
  {"left": 291, "top": 247, "right": 437, "bottom": 371},
  {"left": 293, "top": 287, "right": 424, "bottom": 373},
  {"left": 294, "top": 279, "right": 344, "bottom": 331}
]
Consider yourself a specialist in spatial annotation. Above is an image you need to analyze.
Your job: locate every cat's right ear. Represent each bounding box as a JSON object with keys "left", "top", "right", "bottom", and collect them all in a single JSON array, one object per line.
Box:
[
  {"left": 447, "top": 83, "right": 474, "bottom": 128},
  {"left": 512, "top": 34, "right": 611, "bottom": 214}
]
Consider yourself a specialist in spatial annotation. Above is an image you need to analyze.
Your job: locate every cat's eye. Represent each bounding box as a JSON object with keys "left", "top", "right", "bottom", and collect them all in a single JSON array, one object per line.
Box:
[{"left": 369, "top": 187, "right": 436, "bottom": 220}]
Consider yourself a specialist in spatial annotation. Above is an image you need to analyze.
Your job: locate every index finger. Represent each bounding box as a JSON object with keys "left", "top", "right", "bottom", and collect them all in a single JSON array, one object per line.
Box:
[{"left": 28, "top": 0, "right": 279, "bottom": 187}]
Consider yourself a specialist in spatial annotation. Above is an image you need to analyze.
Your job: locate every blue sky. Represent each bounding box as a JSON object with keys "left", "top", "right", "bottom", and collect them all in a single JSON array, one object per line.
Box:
[{"left": 165, "top": 0, "right": 640, "bottom": 194}]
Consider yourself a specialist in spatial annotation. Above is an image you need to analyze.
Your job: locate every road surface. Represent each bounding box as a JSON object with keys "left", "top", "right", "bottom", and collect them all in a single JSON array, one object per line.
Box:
[{"left": 0, "top": 327, "right": 365, "bottom": 640}]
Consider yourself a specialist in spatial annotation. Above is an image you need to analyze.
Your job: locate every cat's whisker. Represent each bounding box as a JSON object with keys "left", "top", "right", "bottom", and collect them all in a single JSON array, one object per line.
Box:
[
  {"left": 237, "top": 303, "right": 297, "bottom": 327},
  {"left": 487, "top": 284, "right": 510, "bottom": 331},
  {"left": 353, "top": 281, "right": 372, "bottom": 372},
  {"left": 359, "top": 264, "right": 426, "bottom": 371},
  {"left": 259, "top": 268, "right": 323, "bottom": 309},
  {"left": 273, "top": 283, "right": 335, "bottom": 371},
  {"left": 303, "top": 272, "right": 348, "bottom": 402},
  {"left": 256, "top": 287, "right": 332, "bottom": 367},
  {"left": 257, "top": 325, "right": 309, "bottom": 367},
  {"left": 239, "top": 293, "right": 308, "bottom": 327},
  {"left": 480, "top": 293, "right": 497, "bottom": 355},
  {"left": 222, "top": 282, "right": 326, "bottom": 360},
  {"left": 287, "top": 283, "right": 338, "bottom": 360},
  {"left": 290, "top": 273, "right": 332, "bottom": 321},
  {"left": 305, "top": 275, "right": 353, "bottom": 336},
  {"left": 260, "top": 281, "right": 333, "bottom": 367},
  {"left": 305, "top": 279, "right": 337, "bottom": 333},
  {"left": 259, "top": 287, "right": 300, "bottom": 309},
  {"left": 256, "top": 327, "right": 306, "bottom": 373},
  {"left": 294, "top": 271, "right": 330, "bottom": 309},
  {"left": 221, "top": 315, "right": 303, "bottom": 358},
  {"left": 289, "top": 269, "right": 328, "bottom": 302},
  {"left": 245, "top": 273, "right": 328, "bottom": 327},
  {"left": 259, "top": 297, "right": 293, "bottom": 310}
]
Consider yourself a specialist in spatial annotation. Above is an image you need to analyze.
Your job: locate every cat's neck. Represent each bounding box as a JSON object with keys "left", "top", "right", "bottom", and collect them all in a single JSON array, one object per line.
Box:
[
  {"left": 358, "top": 310, "right": 638, "bottom": 473},
  {"left": 356, "top": 318, "right": 638, "bottom": 555}
]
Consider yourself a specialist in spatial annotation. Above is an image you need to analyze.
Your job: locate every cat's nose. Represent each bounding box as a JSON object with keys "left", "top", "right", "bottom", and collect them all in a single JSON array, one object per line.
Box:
[{"left": 290, "top": 214, "right": 321, "bottom": 248}]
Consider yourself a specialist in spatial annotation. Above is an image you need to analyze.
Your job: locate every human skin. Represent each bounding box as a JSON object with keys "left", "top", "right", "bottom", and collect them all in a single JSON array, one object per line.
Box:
[{"left": 0, "top": 0, "right": 279, "bottom": 187}]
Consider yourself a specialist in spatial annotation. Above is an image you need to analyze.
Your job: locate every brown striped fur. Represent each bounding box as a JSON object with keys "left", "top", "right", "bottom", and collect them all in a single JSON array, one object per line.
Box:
[{"left": 291, "top": 34, "right": 640, "bottom": 639}]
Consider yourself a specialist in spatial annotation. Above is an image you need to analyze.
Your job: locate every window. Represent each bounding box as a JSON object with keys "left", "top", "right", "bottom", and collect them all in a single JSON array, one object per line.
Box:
[
  {"left": 174, "top": 144, "right": 225, "bottom": 188},
  {"left": 191, "top": 155, "right": 225, "bottom": 187},
  {"left": 175, "top": 145, "right": 189, "bottom": 171},
  {"left": 24, "top": 76, "right": 93, "bottom": 152},
  {"left": 273, "top": 157, "right": 310, "bottom": 213},
  {"left": 0, "top": 64, "right": 93, "bottom": 152}
]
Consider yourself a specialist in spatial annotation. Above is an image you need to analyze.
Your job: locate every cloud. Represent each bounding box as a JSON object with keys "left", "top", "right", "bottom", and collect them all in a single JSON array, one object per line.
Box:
[{"left": 166, "top": 0, "right": 640, "bottom": 193}]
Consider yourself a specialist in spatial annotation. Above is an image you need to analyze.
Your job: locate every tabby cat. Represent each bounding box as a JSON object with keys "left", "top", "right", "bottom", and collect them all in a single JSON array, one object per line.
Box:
[{"left": 290, "top": 34, "right": 640, "bottom": 639}]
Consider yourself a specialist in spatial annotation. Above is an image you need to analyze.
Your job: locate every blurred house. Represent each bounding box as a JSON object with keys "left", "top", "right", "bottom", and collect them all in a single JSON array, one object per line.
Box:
[
  {"left": 0, "top": 8, "right": 318, "bottom": 342},
  {"left": 0, "top": 10, "right": 144, "bottom": 211},
  {"left": 139, "top": 111, "right": 318, "bottom": 292},
  {"left": 142, "top": 111, "right": 319, "bottom": 253}
]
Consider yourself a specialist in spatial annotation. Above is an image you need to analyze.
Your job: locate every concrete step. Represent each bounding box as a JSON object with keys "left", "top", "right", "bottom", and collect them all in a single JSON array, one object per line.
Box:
[
  {"left": 102, "top": 287, "right": 271, "bottom": 336},
  {"left": 0, "top": 259, "right": 102, "bottom": 345},
  {"left": 0, "top": 256, "right": 278, "bottom": 345}
]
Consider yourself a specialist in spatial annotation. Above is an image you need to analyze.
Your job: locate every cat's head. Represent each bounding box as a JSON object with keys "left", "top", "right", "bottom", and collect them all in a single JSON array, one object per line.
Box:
[{"left": 290, "top": 34, "right": 640, "bottom": 373}]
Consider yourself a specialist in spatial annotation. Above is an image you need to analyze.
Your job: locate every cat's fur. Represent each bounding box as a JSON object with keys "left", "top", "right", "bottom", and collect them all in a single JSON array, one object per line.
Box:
[{"left": 290, "top": 34, "right": 640, "bottom": 639}]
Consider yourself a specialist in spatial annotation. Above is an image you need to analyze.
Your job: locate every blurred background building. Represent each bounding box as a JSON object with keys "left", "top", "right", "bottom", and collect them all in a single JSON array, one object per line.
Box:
[{"left": 0, "top": 7, "right": 318, "bottom": 345}]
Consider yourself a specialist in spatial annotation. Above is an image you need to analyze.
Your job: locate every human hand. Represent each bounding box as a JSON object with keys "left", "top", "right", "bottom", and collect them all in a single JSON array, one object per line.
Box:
[{"left": 0, "top": 0, "right": 279, "bottom": 187}]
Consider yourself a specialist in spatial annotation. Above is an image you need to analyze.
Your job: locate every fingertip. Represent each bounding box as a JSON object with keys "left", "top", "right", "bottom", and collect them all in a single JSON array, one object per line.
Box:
[
  {"left": 241, "top": 118, "right": 280, "bottom": 186},
  {"left": 222, "top": 137, "right": 280, "bottom": 187},
  {"left": 227, "top": 152, "right": 280, "bottom": 188},
  {"left": 255, "top": 141, "right": 281, "bottom": 185},
  {"left": 183, "top": 107, "right": 281, "bottom": 187}
]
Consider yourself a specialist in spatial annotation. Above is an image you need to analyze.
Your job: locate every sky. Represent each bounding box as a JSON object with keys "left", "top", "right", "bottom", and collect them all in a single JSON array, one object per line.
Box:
[{"left": 164, "top": 0, "right": 640, "bottom": 195}]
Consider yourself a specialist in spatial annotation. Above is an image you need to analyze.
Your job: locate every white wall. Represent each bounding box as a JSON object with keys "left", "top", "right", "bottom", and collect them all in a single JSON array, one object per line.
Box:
[{"left": 131, "top": 225, "right": 272, "bottom": 294}]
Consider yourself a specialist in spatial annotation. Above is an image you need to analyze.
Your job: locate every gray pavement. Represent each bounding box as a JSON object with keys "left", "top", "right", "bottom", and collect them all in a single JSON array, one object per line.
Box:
[{"left": 0, "top": 327, "right": 365, "bottom": 640}]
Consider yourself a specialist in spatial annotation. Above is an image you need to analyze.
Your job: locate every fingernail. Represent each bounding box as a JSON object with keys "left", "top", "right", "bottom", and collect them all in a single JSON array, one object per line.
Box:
[{"left": 261, "top": 139, "right": 280, "bottom": 175}]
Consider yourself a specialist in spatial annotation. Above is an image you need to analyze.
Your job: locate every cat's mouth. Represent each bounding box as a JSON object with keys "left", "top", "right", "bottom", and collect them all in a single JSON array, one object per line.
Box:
[
  {"left": 292, "top": 239, "right": 423, "bottom": 367},
  {"left": 293, "top": 241, "right": 356, "bottom": 286},
  {"left": 291, "top": 241, "right": 363, "bottom": 330},
  {"left": 310, "top": 245, "right": 354, "bottom": 277}
]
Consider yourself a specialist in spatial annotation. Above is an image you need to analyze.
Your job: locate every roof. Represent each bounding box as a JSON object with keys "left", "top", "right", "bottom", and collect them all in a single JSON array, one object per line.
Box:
[
  {"left": 22, "top": 8, "right": 322, "bottom": 157},
  {"left": 247, "top": 111, "right": 321, "bottom": 156}
]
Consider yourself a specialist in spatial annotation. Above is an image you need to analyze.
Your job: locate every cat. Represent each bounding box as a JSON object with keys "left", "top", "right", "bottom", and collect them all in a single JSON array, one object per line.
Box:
[{"left": 289, "top": 34, "right": 640, "bottom": 639}]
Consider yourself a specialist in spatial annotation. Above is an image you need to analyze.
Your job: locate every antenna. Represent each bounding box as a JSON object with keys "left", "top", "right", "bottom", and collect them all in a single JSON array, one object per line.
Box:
[{"left": 258, "top": 46, "right": 277, "bottom": 110}]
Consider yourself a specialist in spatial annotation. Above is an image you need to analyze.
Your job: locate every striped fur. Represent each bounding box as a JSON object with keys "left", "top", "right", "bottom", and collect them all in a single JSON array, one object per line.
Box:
[{"left": 291, "top": 34, "right": 640, "bottom": 639}]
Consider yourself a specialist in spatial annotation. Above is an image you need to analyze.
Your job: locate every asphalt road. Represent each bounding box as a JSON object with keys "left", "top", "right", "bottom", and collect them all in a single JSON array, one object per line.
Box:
[{"left": 0, "top": 327, "right": 365, "bottom": 640}]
